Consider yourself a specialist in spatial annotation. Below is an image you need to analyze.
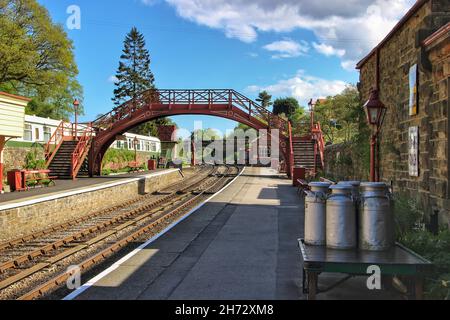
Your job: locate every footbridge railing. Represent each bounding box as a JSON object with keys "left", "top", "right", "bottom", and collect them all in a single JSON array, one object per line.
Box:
[{"left": 93, "top": 89, "right": 289, "bottom": 135}]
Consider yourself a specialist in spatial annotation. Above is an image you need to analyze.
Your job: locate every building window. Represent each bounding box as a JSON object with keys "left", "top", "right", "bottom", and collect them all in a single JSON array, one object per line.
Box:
[
  {"left": 35, "top": 127, "right": 40, "bottom": 141},
  {"left": 24, "top": 124, "right": 32, "bottom": 141},
  {"left": 151, "top": 142, "right": 157, "bottom": 152},
  {"left": 136, "top": 140, "right": 141, "bottom": 151},
  {"left": 44, "top": 126, "right": 52, "bottom": 142}
]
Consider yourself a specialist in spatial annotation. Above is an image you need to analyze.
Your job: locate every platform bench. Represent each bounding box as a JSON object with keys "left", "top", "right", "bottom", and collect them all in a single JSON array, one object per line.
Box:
[{"left": 24, "top": 170, "right": 57, "bottom": 189}]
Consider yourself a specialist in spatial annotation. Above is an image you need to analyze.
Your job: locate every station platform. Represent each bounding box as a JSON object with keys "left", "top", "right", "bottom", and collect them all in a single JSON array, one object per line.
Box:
[
  {"left": 66, "top": 167, "right": 402, "bottom": 300},
  {"left": 0, "top": 169, "right": 168, "bottom": 206}
]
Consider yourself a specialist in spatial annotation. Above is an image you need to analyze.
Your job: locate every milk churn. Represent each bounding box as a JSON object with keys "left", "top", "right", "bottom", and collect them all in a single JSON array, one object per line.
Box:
[
  {"left": 326, "top": 184, "right": 356, "bottom": 249},
  {"left": 337, "top": 181, "right": 361, "bottom": 202},
  {"left": 359, "top": 182, "right": 394, "bottom": 251},
  {"left": 338, "top": 181, "right": 361, "bottom": 243},
  {"left": 304, "top": 182, "right": 332, "bottom": 245}
]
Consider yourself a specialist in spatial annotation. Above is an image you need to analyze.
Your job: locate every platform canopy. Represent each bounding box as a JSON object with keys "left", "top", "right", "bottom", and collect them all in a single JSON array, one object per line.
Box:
[{"left": 0, "top": 91, "right": 30, "bottom": 139}]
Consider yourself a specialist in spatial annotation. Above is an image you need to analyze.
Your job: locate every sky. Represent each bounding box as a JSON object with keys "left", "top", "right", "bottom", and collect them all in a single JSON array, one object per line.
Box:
[{"left": 38, "top": 0, "right": 415, "bottom": 136}]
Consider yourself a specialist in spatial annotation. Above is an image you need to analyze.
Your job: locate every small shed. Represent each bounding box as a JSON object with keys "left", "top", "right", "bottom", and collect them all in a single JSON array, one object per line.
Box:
[{"left": 0, "top": 91, "right": 30, "bottom": 193}]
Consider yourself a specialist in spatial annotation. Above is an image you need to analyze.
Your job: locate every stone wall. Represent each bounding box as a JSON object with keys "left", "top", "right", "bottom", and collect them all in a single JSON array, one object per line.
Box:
[
  {"left": 0, "top": 169, "right": 183, "bottom": 241},
  {"left": 358, "top": 0, "right": 450, "bottom": 225},
  {"left": 323, "top": 142, "right": 370, "bottom": 181},
  {"left": 2, "top": 146, "right": 45, "bottom": 178}
]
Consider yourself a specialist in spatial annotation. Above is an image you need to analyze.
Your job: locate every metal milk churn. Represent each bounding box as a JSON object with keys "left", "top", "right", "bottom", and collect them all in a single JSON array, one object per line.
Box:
[
  {"left": 337, "top": 181, "right": 361, "bottom": 243},
  {"left": 326, "top": 184, "right": 356, "bottom": 249},
  {"left": 337, "top": 181, "right": 361, "bottom": 202},
  {"left": 359, "top": 182, "right": 394, "bottom": 251},
  {"left": 304, "top": 182, "right": 332, "bottom": 245}
]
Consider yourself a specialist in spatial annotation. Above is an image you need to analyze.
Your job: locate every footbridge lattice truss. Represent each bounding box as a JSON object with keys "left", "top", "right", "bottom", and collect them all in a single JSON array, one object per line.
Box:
[{"left": 45, "top": 89, "right": 324, "bottom": 179}]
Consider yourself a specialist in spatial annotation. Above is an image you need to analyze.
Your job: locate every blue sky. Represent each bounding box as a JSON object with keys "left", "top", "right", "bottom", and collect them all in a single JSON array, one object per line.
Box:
[{"left": 37, "top": 0, "right": 414, "bottom": 135}]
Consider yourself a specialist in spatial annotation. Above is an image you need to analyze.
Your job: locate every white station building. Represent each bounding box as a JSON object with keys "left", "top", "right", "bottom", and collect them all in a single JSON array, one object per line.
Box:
[{"left": 12, "top": 115, "right": 161, "bottom": 153}]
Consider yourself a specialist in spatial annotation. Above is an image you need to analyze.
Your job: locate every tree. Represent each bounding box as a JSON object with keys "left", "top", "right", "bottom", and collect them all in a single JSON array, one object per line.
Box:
[
  {"left": 273, "top": 97, "right": 300, "bottom": 121},
  {"left": 313, "top": 85, "right": 363, "bottom": 144},
  {"left": 0, "top": 0, "right": 83, "bottom": 120},
  {"left": 256, "top": 91, "right": 272, "bottom": 109},
  {"left": 130, "top": 117, "right": 177, "bottom": 137},
  {"left": 113, "top": 27, "right": 173, "bottom": 136},
  {"left": 112, "top": 27, "right": 155, "bottom": 106}
]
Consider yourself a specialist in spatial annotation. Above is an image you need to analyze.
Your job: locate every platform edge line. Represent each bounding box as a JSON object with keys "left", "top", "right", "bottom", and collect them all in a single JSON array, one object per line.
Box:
[
  {"left": 0, "top": 169, "right": 180, "bottom": 211},
  {"left": 62, "top": 166, "right": 246, "bottom": 301}
]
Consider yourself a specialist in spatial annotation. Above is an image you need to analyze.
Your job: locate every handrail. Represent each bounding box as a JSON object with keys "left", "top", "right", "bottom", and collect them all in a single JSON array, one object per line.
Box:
[
  {"left": 45, "top": 121, "right": 73, "bottom": 167},
  {"left": 311, "top": 122, "right": 325, "bottom": 169},
  {"left": 288, "top": 121, "right": 294, "bottom": 177},
  {"left": 71, "top": 124, "right": 94, "bottom": 179},
  {"left": 93, "top": 89, "right": 289, "bottom": 136}
]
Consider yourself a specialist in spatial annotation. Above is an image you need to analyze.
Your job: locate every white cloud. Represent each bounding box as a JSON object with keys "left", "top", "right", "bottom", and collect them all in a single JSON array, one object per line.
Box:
[
  {"left": 312, "top": 42, "right": 345, "bottom": 57},
  {"left": 108, "top": 75, "right": 118, "bottom": 84},
  {"left": 263, "top": 39, "right": 309, "bottom": 59},
  {"left": 246, "top": 70, "right": 348, "bottom": 104},
  {"left": 160, "top": 0, "right": 416, "bottom": 70}
]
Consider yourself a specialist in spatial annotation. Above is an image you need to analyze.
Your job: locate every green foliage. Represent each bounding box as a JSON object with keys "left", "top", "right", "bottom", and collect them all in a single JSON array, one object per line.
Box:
[
  {"left": 112, "top": 27, "right": 155, "bottom": 105},
  {"left": 273, "top": 97, "right": 300, "bottom": 121},
  {"left": 130, "top": 117, "right": 177, "bottom": 137},
  {"left": 314, "top": 85, "right": 364, "bottom": 144},
  {"left": 24, "top": 144, "right": 46, "bottom": 170},
  {"left": 0, "top": 0, "right": 83, "bottom": 120},
  {"left": 256, "top": 91, "right": 272, "bottom": 109},
  {"left": 393, "top": 193, "right": 424, "bottom": 239},
  {"left": 112, "top": 27, "right": 174, "bottom": 136},
  {"left": 400, "top": 229, "right": 450, "bottom": 299}
]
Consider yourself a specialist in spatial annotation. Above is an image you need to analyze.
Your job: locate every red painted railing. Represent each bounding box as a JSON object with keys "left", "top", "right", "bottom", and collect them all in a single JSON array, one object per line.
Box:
[
  {"left": 311, "top": 122, "right": 325, "bottom": 169},
  {"left": 71, "top": 124, "right": 94, "bottom": 179},
  {"left": 93, "top": 89, "right": 289, "bottom": 135},
  {"left": 288, "top": 122, "right": 294, "bottom": 178},
  {"left": 45, "top": 121, "right": 73, "bottom": 167}
]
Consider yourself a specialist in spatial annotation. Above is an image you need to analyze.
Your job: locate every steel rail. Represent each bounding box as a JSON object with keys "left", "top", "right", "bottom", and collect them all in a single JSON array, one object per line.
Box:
[
  {"left": 0, "top": 167, "right": 219, "bottom": 277},
  {"left": 0, "top": 166, "right": 214, "bottom": 252},
  {"left": 17, "top": 166, "right": 239, "bottom": 300}
]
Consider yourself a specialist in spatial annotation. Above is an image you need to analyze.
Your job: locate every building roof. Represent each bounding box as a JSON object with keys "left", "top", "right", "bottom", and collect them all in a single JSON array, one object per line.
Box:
[
  {"left": 356, "top": 0, "right": 428, "bottom": 69},
  {"left": 0, "top": 91, "right": 32, "bottom": 102},
  {"left": 423, "top": 22, "right": 450, "bottom": 48}
]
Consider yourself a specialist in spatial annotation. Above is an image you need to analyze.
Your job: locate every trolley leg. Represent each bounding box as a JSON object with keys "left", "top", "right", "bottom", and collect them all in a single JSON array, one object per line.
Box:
[
  {"left": 415, "top": 277, "right": 424, "bottom": 300},
  {"left": 307, "top": 272, "right": 318, "bottom": 300}
]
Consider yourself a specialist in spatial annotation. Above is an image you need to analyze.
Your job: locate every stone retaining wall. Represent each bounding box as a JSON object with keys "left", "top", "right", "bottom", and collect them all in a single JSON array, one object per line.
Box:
[{"left": 0, "top": 169, "right": 183, "bottom": 241}]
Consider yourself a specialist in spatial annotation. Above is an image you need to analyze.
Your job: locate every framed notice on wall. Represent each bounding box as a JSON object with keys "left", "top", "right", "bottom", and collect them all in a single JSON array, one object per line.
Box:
[
  {"left": 409, "top": 126, "right": 419, "bottom": 177},
  {"left": 409, "top": 64, "right": 418, "bottom": 116}
]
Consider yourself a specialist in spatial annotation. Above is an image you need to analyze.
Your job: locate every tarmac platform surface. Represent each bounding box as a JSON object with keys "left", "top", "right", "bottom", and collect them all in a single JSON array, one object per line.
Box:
[{"left": 69, "top": 167, "right": 401, "bottom": 300}]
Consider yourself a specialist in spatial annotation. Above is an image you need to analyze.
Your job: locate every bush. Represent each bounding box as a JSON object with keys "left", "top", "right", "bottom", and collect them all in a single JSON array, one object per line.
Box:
[
  {"left": 393, "top": 193, "right": 424, "bottom": 239},
  {"left": 25, "top": 148, "right": 47, "bottom": 170},
  {"left": 400, "top": 229, "right": 450, "bottom": 299}
]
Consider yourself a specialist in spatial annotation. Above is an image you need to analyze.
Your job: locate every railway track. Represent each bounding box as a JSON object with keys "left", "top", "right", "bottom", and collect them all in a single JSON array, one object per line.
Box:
[{"left": 0, "top": 165, "right": 240, "bottom": 300}]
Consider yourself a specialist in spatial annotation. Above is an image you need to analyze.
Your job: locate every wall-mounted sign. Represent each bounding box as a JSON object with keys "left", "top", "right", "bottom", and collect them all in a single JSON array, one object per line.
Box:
[
  {"left": 409, "top": 126, "right": 419, "bottom": 177},
  {"left": 409, "top": 64, "right": 418, "bottom": 116}
]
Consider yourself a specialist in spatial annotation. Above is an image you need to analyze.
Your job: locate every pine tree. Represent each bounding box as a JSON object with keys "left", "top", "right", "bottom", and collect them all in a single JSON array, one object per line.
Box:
[
  {"left": 113, "top": 27, "right": 155, "bottom": 106},
  {"left": 256, "top": 91, "right": 273, "bottom": 109}
]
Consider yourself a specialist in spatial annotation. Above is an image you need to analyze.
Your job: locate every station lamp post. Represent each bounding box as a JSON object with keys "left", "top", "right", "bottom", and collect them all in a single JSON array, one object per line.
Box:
[
  {"left": 133, "top": 136, "right": 139, "bottom": 164},
  {"left": 308, "top": 99, "right": 316, "bottom": 131},
  {"left": 363, "top": 89, "right": 387, "bottom": 182},
  {"left": 73, "top": 99, "right": 80, "bottom": 140}
]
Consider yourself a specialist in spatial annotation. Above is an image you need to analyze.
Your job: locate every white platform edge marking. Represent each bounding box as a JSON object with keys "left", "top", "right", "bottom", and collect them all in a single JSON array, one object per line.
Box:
[
  {"left": 0, "top": 169, "right": 180, "bottom": 211},
  {"left": 63, "top": 166, "right": 246, "bottom": 300}
]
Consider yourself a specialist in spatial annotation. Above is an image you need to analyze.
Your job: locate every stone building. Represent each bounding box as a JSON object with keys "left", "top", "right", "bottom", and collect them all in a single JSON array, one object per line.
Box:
[{"left": 357, "top": 0, "right": 450, "bottom": 225}]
